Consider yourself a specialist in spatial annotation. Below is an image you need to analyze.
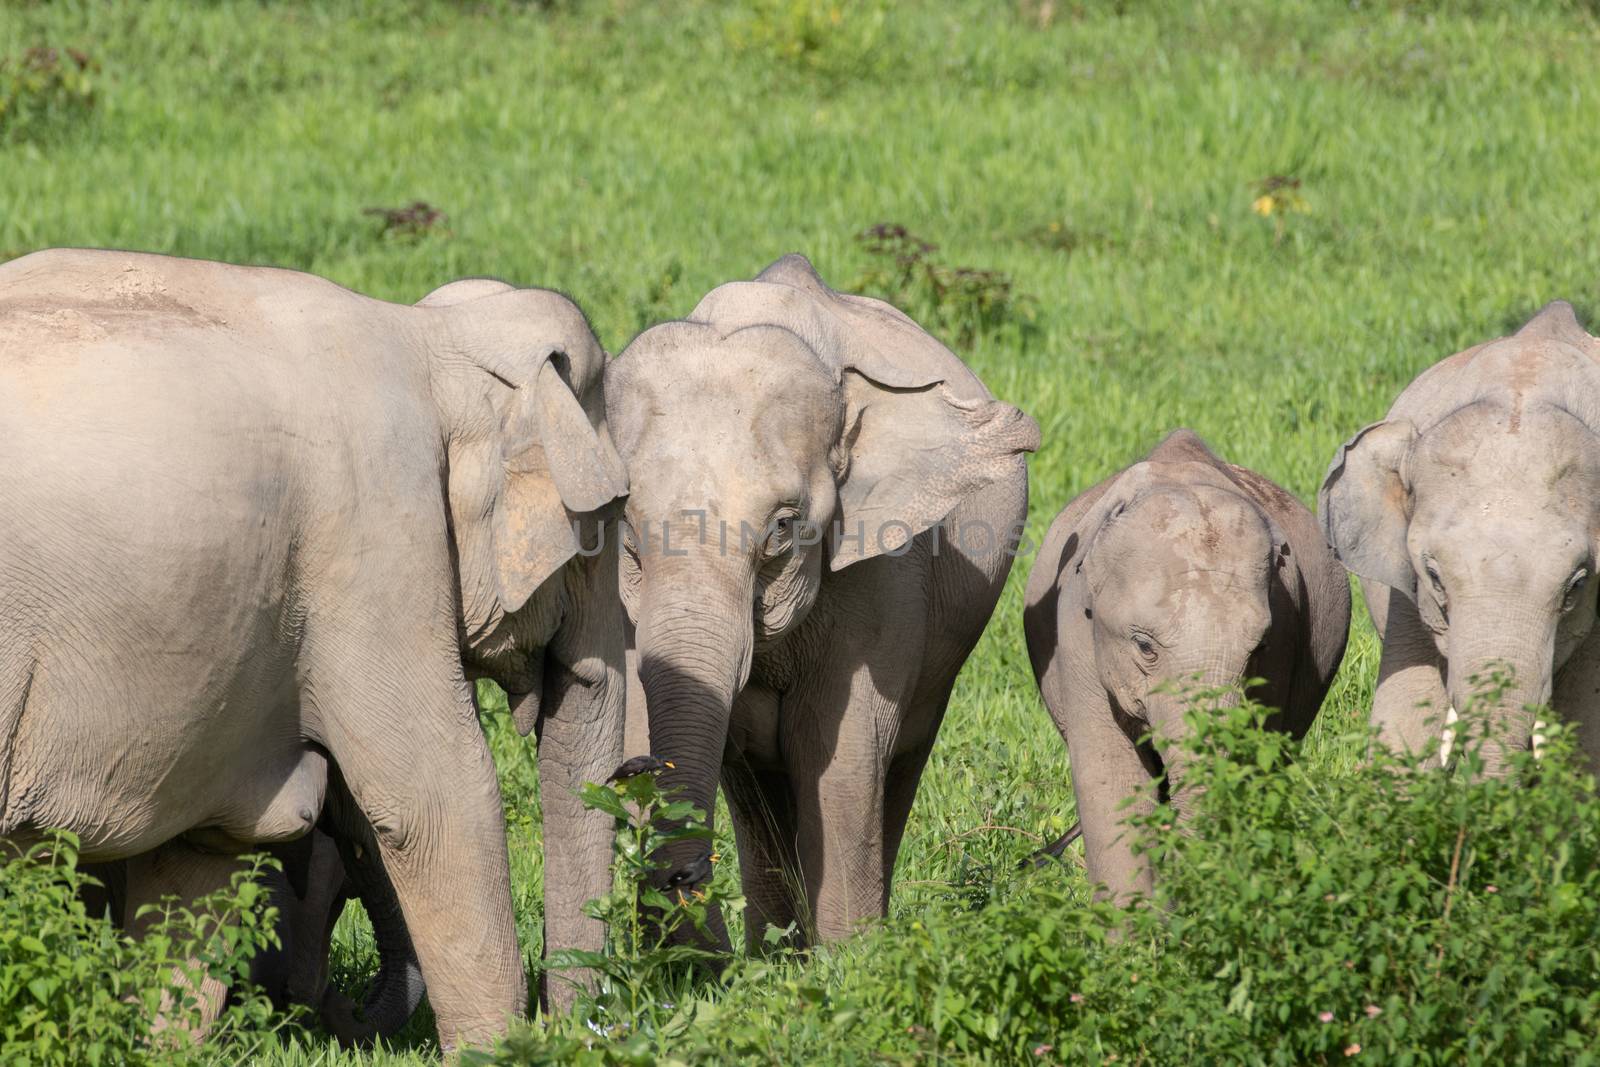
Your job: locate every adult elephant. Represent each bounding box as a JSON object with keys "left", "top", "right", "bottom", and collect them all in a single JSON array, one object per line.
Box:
[
  {"left": 0, "top": 250, "right": 627, "bottom": 1049},
  {"left": 608, "top": 254, "right": 1038, "bottom": 949},
  {"left": 1319, "top": 301, "right": 1600, "bottom": 774}
]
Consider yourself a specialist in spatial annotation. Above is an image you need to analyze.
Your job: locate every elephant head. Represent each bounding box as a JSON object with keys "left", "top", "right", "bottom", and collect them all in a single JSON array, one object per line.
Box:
[
  {"left": 1320, "top": 301, "right": 1600, "bottom": 773},
  {"left": 605, "top": 255, "right": 1037, "bottom": 886},
  {"left": 1076, "top": 448, "right": 1287, "bottom": 812},
  {"left": 317, "top": 278, "right": 629, "bottom": 1038},
  {"left": 419, "top": 277, "right": 627, "bottom": 728}
]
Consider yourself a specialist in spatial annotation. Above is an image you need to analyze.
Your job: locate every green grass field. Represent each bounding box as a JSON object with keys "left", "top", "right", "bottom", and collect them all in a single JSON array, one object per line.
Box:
[{"left": 5, "top": 1, "right": 1600, "bottom": 1063}]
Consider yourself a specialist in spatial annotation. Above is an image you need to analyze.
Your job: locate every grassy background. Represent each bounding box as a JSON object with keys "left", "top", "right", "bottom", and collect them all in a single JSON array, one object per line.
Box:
[{"left": 5, "top": 1, "right": 1600, "bottom": 1061}]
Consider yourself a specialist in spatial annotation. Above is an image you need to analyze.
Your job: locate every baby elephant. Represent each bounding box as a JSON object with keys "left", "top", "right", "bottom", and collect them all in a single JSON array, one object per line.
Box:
[{"left": 1023, "top": 430, "right": 1350, "bottom": 900}]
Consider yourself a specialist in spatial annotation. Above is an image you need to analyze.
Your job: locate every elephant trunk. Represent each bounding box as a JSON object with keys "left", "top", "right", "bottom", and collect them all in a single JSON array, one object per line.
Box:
[
  {"left": 330, "top": 832, "right": 425, "bottom": 1042},
  {"left": 634, "top": 554, "right": 754, "bottom": 893},
  {"left": 1445, "top": 596, "right": 1554, "bottom": 777},
  {"left": 1144, "top": 656, "right": 1250, "bottom": 824}
]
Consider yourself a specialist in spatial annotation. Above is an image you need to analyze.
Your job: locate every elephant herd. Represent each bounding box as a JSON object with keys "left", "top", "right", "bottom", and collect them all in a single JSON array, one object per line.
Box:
[{"left": 1, "top": 246, "right": 1597, "bottom": 1051}]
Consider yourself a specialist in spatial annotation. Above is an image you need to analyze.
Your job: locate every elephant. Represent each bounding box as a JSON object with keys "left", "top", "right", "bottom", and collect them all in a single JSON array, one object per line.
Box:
[
  {"left": 606, "top": 253, "right": 1039, "bottom": 950},
  {"left": 1023, "top": 430, "right": 1350, "bottom": 901},
  {"left": 0, "top": 249, "right": 629, "bottom": 1049},
  {"left": 1319, "top": 300, "right": 1600, "bottom": 776},
  {"left": 236, "top": 275, "right": 633, "bottom": 1042}
]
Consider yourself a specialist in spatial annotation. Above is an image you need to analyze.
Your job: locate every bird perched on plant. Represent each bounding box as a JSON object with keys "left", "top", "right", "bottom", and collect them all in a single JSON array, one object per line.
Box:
[
  {"left": 663, "top": 855, "right": 715, "bottom": 900},
  {"left": 607, "top": 755, "right": 674, "bottom": 783}
]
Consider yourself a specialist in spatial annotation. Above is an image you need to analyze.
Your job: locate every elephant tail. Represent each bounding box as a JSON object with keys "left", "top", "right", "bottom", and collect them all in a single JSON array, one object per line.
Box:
[{"left": 1020, "top": 821, "right": 1083, "bottom": 870}]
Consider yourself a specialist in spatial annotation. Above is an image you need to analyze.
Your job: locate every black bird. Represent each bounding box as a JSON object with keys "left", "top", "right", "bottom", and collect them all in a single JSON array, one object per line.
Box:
[
  {"left": 663, "top": 855, "right": 714, "bottom": 893},
  {"left": 607, "top": 755, "right": 674, "bottom": 783}
]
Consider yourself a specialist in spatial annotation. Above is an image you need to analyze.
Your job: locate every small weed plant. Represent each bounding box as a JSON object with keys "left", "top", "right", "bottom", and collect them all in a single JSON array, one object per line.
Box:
[
  {"left": 723, "top": 0, "right": 889, "bottom": 83},
  {"left": 851, "top": 224, "right": 1037, "bottom": 348},
  {"left": 0, "top": 45, "right": 98, "bottom": 143}
]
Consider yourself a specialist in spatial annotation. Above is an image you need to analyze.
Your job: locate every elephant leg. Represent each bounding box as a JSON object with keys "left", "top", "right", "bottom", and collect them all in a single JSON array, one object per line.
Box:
[
  {"left": 1552, "top": 629, "right": 1600, "bottom": 773},
  {"left": 79, "top": 860, "right": 127, "bottom": 925},
  {"left": 124, "top": 840, "right": 246, "bottom": 1037},
  {"left": 536, "top": 547, "right": 626, "bottom": 1018},
  {"left": 1058, "top": 683, "right": 1156, "bottom": 904},
  {"left": 786, "top": 671, "right": 895, "bottom": 944},
  {"left": 1368, "top": 582, "right": 1450, "bottom": 764},
  {"left": 721, "top": 754, "right": 802, "bottom": 952},
  {"left": 310, "top": 642, "right": 524, "bottom": 1052},
  {"left": 880, "top": 727, "right": 941, "bottom": 914}
]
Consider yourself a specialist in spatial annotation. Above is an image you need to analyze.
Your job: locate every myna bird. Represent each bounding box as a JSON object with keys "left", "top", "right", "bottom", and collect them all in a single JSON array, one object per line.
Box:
[
  {"left": 607, "top": 754, "right": 674, "bottom": 783},
  {"left": 663, "top": 855, "right": 714, "bottom": 893}
]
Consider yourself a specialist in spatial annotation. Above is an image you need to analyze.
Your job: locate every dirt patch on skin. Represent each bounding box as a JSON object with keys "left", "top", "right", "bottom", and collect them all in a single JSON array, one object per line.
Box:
[
  {"left": 0, "top": 305, "right": 110, "bottom": 343},
  {"left": 2, "top": 261, "right": 229, "bottom": 340},
  {"left": 1504, "top": 344, "right": 1552, "bottom": 435}
]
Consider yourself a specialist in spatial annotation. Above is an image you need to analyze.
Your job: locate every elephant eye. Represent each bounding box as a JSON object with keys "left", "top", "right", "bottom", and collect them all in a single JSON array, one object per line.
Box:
[
  {"left": 1423, "top": 557, "right": 1445, "bottom": 596},
  {"left": 1131, "top": 632, "right": 1158, "bottom": 661},
  {"left": 1422, "top": 557, "right": 1449, "bottom": 622},
  {"left": 764, "top": 512, "right": 798, "bottom": 557},
  {"left": 1563, "top": 569, "right": 1589, "bottom": 613}
]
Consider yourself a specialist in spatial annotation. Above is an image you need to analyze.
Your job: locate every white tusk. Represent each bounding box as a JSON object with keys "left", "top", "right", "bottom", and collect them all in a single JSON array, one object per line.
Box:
[
  {"left": 1533, "top": 718, "right": 1547, "bottom": 761},
  {"left": 1438, "top": 705, "right": 1459, "bottom": 765}
]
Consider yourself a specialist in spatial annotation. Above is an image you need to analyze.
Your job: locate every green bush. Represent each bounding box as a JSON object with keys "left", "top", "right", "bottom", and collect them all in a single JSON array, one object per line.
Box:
[
  {"left": 475, "top": 692, "right": 1600, "bottom": 1065},
  {"left": 0, "top": 833, "right": 283, "bottom": 1066},
  {"left": 723, "top": 0, "right": 889, "bottom": 83}
]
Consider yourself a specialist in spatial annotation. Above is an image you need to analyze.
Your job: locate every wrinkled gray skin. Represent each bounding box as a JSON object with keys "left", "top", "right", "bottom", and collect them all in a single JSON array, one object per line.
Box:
[
  {"left": 1320, "top": 301, "right": 1600, "bottom": 776},
  {"left": 0, "top": 250, "right": 628, "bottom": 1049},
  {"left": 608, "top": 255, "right": 1038, "bottom": 949},
  {"left": 1024, "top": 431, "right": 1350, "bottom": 901}
]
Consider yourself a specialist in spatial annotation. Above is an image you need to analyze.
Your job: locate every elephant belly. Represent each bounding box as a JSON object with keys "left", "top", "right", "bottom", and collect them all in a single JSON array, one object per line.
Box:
[
  {"left": 0, "top": 600, "right": 315, "bottom": 860},
  {"left": 185, "top": 743, "right": 328, "bottom": 851}
]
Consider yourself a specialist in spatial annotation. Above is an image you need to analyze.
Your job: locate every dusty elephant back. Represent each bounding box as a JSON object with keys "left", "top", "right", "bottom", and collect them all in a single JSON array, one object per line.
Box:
[{"left": 1385, "top": 302, "right": 1600, "bottom": 431}]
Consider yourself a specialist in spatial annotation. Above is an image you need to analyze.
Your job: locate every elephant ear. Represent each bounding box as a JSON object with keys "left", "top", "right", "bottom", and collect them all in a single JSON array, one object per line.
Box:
[
  {"left": 831, "top": 370, "right": 1037, "bottom": 568},
  {"left": 1072, "top": 463, "right": 1164, "bottom": 589},
  {"left": 432, "top": 285, "right": 627, "bottom": 617},
  {"left": 493, "top": 356, "right": 628, "bottom": 612},
  {"left": 1317, "top": 418, "right": 1419, "bottom": 597},
  {"left": 695, "top": 254, "right": 1039, "bottom": 570}
]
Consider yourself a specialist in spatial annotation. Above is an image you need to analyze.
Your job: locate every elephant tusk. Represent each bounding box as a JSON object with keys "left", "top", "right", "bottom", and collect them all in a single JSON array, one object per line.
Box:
[
  {"left": 1533, "top": 718, "right": 1547, "bottom": 761},
  {"left": 1438, "top": 705, "right": 1459, "bottom": 766}
]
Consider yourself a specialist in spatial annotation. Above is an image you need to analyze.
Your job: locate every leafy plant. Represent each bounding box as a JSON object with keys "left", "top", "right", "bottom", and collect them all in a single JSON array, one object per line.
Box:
[
  {"left": 1251, "top": 174, "right": 1311, "bottom": 243},
  {"left": 473, "top": 683, "right": 1600, "bottom": 1065},
  {"left": 0, "top": 46, "right": 98, "bottom": 143},
  {"left": 470, "top": 764, "right": 743, "bottom": 1064},
  {"left": 723, "top": 0, "right": 889, "bottom": 82},
  {"left": 850, "top": 224, "right": 1037, "bottom": 348},
  {"left": 0, "top": 833, "right": 284, "bottom": 1067}
]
